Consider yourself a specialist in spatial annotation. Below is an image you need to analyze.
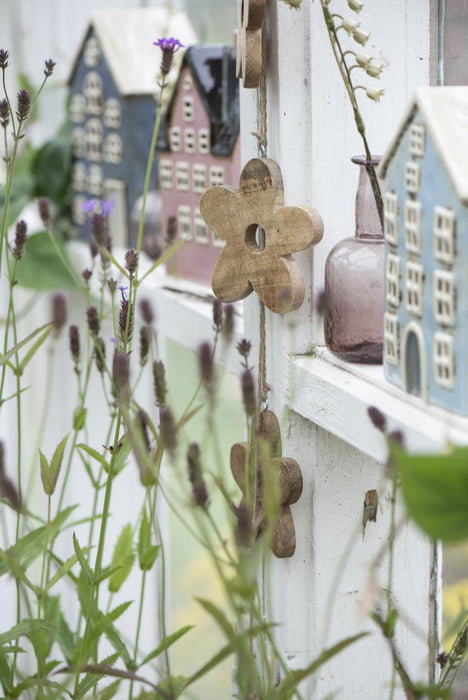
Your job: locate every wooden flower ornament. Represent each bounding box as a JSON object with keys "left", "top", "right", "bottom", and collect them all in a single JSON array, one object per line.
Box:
[
  {"left": 200, "top": 158, "right": 323, "bottom": 314},
  {"left": 230, "top": 411, "right": 303, "bottom": 558},
  {"left": 236, "top": 0, "right": 266, "bottom": 88}
]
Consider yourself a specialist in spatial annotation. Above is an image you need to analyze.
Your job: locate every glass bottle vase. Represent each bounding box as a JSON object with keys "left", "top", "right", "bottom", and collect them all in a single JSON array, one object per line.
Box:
[{"left": 324, "top": 156, "right": 384, "bottom": 364}]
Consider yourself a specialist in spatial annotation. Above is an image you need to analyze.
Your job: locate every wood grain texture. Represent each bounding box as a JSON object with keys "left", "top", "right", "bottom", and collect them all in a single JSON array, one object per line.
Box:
[
  {"left": 200, "top": 157, "right": 323, "bottom": 314},
  {"left": 230, "top": 410, "right": 303, "bottom": 558},
  {"left": 235, "top": 0, "right": 266, "bottom": 88}
]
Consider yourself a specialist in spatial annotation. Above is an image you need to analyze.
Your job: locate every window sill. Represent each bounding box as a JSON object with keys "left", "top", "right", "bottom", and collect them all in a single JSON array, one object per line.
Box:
[{"left": 289, "top": 347, "right": 468, "bottom": 462}]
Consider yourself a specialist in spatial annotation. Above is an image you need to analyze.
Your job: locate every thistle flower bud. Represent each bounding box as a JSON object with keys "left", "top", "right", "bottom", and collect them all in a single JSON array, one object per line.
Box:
[
  {"left": 0, "top": 442, "right": 21, "bottom": 511},
  {"left": 235, "top": 501, "right": 251, "bottom": 548},
  {"left": 367, "top": 406, "right": 386, "bottom": 432},
  {"left": 92, "top": 213, "right": 106, "bottom": 246},
  {"left": 223, "top": 304, "right": 235, "bottom": 342},
  {"left": 69, "top": 325, "right": 80, "bottom": 369},
  {"left": 86, "top": 306, "right": 100, "bottom": 337},
  {"left": 139, "top": 325, "right": 151, "bottom": 366},
  {"left": 52, "top": 294, "right": 67, "bottom": 335},
  {"left": 44, "top": 58, "right": 56, "bottom": 78},
  {"left": 198, "top": 341, "right": 214, "bottom": 393},
  {"left": 137, "top": 409, "right": 151, "bottom": 453},
  {"left": 119, "top": 299, "right": 134, "bottom": 346},
  {"left": 16, "top": 89, "right": 31, "bottom": 122},
  {"left": 108, "top": 278, "right": 117, "bottom": 294},
  {"left": 159, "top": 405, "right": 177, "bottom": 455},
  {"left": 112, "top": 350, "right": 130, "bottom": 395},
  {"left": 212, "top": 298, "right": 223, "bottom": 333},
  {"left": 0, "top": 99, "right": 9, "bottom": 129},
  {"left": 94, "top": 337, "right": 106, "bottom": 374},
  {"left": 0, "top": 50, "right": 9, "bottom": 69},
  {"left": 166, "top": 216, "right": 177, "bottom": 244},
  {"left": 38, "top": 197, "right": 51, "bottom": 227},
  {"left": 13, "top": 219, "right": 27, "bottom": 260},
  {"left": 153, "top": 37, "right": 184, "bottom": 85},
  {"left": 237, "top": 338, "right": 251, "bottom": 362},
  {"left": 82, "top": 268, "right": 92, "bottom": 283},
  {"left": 125, "top": 249, "right": 138, "bottom": 276},
  {"left": 241, "top": 369, "right": 256, "bottom": 417},
  {"left": 140, "top": 298, "right": 154, "bottom": 325},
  {"left": 153, "top": 360, "right": 167, "bottom": 406}
]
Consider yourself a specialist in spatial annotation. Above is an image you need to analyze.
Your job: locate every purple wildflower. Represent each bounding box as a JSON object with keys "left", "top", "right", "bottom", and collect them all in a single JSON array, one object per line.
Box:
[
  {"left": 119, "top": 285, "right": 128, "bottom": 301},
  {"left": 102, "top": 199, "right": 115, "bottom": 216},
  {"left": 82, "top": 198, "right": 99, "bottom": 214},
  {"left": 154, "top": 37, "right": 184, "bottom": 84}
]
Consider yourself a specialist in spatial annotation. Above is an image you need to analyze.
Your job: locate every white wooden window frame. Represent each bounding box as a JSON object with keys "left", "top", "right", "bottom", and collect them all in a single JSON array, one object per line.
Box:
[
  {"left": 160, "top": 159, "right": 173, "bottom": 189},
  {"left": 406, "top": 261, "right": 424, "bottom": 316},
  {"left": 386, "top": 253, "right": 400, "bottom": 308},
  {"left": 198, "top": 128, "right": 210, "bottom": 154},
  {"left": 177, "top": 205, "right": 192, "bottom": 239},
  {"left": 103, "top": 133, "right": 123, "bottom": 165},
  {"left": 72, "top": 162, "right": 86, "bottom": 192},
  {"left": 184, "top": 128, "right": 196, "bottom": 154},
  {"left": 182, "top": 96, "right": 194, "bottom": 122},
  {"left": 405, "top": 161, "right": 421, "bottom": 193},
  {"left": 88, "top": 164, "right": 103, "bottom": 196},
  {"left": 175, "top": 162, "right": 190, "bottom": 191},
  {"left": 433, "top": 332, "right": 455, "bottom": 389},
  {"left": 72, "top": 127, "right": 85, "bottom": 158},
  {"left": 405, "top": 199, "right": 422, "bottom": 253},
  {"left": 209, "top": 165, "right": 224, "bottom": 186},
  {"left": 192, "top": 164, "right": 207, "bottom": 193},
  {"left": 194, "top": 209, "right": 209, "bottom": 244},
  {"left": 84, "top": 37, "right": 101, "bottom": 67},
  {"left": 409, "top": 123, "right": 426, "bottom": 157},
  {"left": 169, "top": 126, "right": 182, "bottom": 152},
  {"left": 70, "top": 94, "right": 86, "bottom": 124},
  {"left": 433, "top": 270, "right": 456, "bottom": 326},
  {"left": 384, "top": 312, "right": 399, "bottom": 365},
  {"left": 103, "top": 98, "right": 122, "bottom": 129},
  {"left": 384, "top": 191, "right": 398, "bottom": 245},
  {"left": 83, "top": 71, "right": 103, "bottom": 116},
  {"left": 85, "top": 118, "right": 102, "bottom": 162},
  {"left": 433, "top": 206, "right": 456, "bottom": 264}
]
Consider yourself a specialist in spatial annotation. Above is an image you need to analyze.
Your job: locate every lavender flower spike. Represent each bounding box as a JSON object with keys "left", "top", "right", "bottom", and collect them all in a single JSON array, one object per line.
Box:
[{"left": 154, "top": 37, "right": 184, "bottom": 83}]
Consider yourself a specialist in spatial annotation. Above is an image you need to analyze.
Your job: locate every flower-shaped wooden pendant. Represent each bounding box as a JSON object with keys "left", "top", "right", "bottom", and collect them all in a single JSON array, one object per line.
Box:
[
  {"left": 230, "top": 410, "right": 303, "bottom": 558},
  {"left": 236, "top": 0, "right": 266, "bottom": 89},
  {"left": 200, "top": 157, "right": 323, "bottom": 314}
]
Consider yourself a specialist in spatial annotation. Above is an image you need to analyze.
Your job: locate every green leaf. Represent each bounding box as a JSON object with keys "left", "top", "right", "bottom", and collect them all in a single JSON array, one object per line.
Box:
[
  {"left": 0, "top": 171, "right": 34, "bottom": 227},
  {"left": 94, "top": 602, "right": 133, "bottom": 637},
  {"left": 140, "top": 625, "right": 194, "bottom": 668},
  {"left": 31, "top": 125, "right": 72, "bottom": 202},
  {"left": 0, "top": 619, "right": 54, "bottom": 646},
  {"left": 112, "top": 437, "right": 131, "bottom": 477},
  {"left": 57, "top": 664, "right": 166, "bottom": 696},
  {"left": 138, "top": 510, "right": 159, "bottom": 571},
  {"left": 103, "top": 623, "right": 132, "bottom": 669},
  {"left": 108, "top": 524, "right": 134, "bottom": 593},
  {"left": 94, "top": 565, "right": 123, "bottom": 586},
  {"left": 98, "top": 680, "right": 121, "bottom": 699},
  {"left": 73, "top": 407, "right": 87, "bottom": 431},
  {"left": 396, "top": 445, "right": 468, "bottom": 541},
  {"left": 77, "top": 443, "right": 109, "bottom": 470},
  {"left": 77, "top": 652, "right": 119, "bottom": 698},
  {"left": 196, "top": 598, "right": 235, "bottom": 642},
  {"left": 39, "top": 435, "right": 68, "bottom": 496},
  {"left": 45, "top": 548, "right": 91, "bottom": 591},
  {"left": 0, "top": 322, "right": 52, "bottom": 367},
  {"left": 73, "top": 533, "right": 93, "bottom": 583},
  {"left": 0, "top": 647, "right": 12, "bottom": 695},
  {"left": 16, "top": 231, "right": 76, "bottom": 290}
]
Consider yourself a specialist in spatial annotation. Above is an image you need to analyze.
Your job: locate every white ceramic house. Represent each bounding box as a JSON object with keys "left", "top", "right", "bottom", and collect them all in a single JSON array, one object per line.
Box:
[
  {"left": 378, "top": 87, "right": 468, "bottom": 415},
  {"left": 68, "top": 8, "right": 195, "bottom": 247}
]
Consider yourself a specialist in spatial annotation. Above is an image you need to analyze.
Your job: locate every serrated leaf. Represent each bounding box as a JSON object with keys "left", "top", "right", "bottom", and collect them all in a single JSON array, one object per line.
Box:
[
  {"left": 77, "top": 652, "right": 120, "bottom": 698},
  {"left": 0, "top": 322, "right": 52, "bottom": 367},
  {"left": 45, "top": 548, "right": 91, "bottom": 591},
  {"left": 196, "top": 598, "right": 235, "bottom": 641},
  {"left": 112, "top": 437, "right": 131, "bottom": 477},
  {"left": 73, "top": 407, "right": 87, "bottom": 431},
  {"left": 94, "top": 565, "right": 122, "bottom": 586},
  {"left": 103, "top": 623, "right": 132, "bottom": 669},
  {"left": 39, "top": 434, "right": 68, "bottom": 496},
  {"left": 77, "top": 444, "right": 109, "bottom": 469},
  {"left": 73, "top": 533, "right": 93, "bottom": 583},
  {"left": 57, "top": 664, "right": 166, "bottom": 695},
  {"left": 98, "top": 680, "right": 121, "bottom": 699},
  {"left": 140, "top": 625, "right": 194, "bottom": 668},
  {"left": 94, "top": 602, "right": 133, "bottom": 637},
  {"left": 0, "top": 619, "right": 54, "bottom": 646},
  {"left": 108, "top": 524, "right": 134, "bottom": 593},
  {"left": 138, "top": 511, "right": 159, "bottom": 571},
  {"left": 396, "top": 445, "right": 468, "bottom": 541}
]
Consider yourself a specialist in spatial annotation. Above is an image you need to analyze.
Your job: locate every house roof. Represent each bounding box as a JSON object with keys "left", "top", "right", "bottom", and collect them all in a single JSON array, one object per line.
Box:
[
  {"left": 68, "top": 8, "right": 196, "bottom": 97},
  {"left": 156, "top": 45, "right": 240, "bottom": 157},
  {"left": 378, "top": 87, "right": 468, "bottom": 205}
]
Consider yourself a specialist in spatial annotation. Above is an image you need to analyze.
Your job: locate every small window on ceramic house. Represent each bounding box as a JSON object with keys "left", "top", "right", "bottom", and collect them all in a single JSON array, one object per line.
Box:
[
  {"left": 194, "top": 209, "right": 209, "bottom": 244},
  {"left": 184, "top": 128, "right": 196, "bottom": 154},
  {"left": 170, "top": 127, "right": 182, "bottom": 152},
  {"left": 72, "top": 127, "right": 86, "bottom": 157},
  {"left": 103, "top": 134, "right": 123, "bottom": 164},
  {"left": 433, "top": 332, "right": 455, "bottom": 389},
  {"left": 386, "top": 253, "right": 400, "bottom": 307},
  {"left": 183, "top": 96, "right": 194, "bottom": 122},
  {"left": 70, "top": 94, "right": 86, "bottom": 124},
  {"left": 176, "top": 162, "right": 190, "bottom": 191},
  {"left": 86, "top": 119, "right": 103, "bottom": 162},
  {"left": 88, "top": 164, "right": 103, "bottom": 196},
  {"left": 384, "top": 191, "right": 398, "bottom": 245},
  {"left": 72, "top": 195, "right": 86, "bottom": 225},
  {"left": 210, "top": 166, "right": 225, "bottom": 186},
  {"left": 433, "top": 206, "right": 456, "bottom": 264},
  {"left": 104, "top": 98, "right": 122, "bottom": 129},
  {"left": 84, "top": 37, "right": 101, "bottom": 67},
  {"left": 405, "top": 162, "right": 421, "bottom": 193},
  {"left": 183, "top": 74, "right": 193, "bottom": 91},
  {"left": 72, "top": 162, "right": 86, "bottom": 192},
  {"left": 405, "top": 262, "right": 424, "bottom": 316},
  {"left": 409, "top": 124, "right": 425, "bottom": 158},
  {"left": 193, "top": 164, "right": 207, "bottom": 193},
  {"left": 178, "top": 205, "right": 192, "bottom": 239},
  {"left": 84, "top": 71, "right": 103, "bottom": 115},
  {"left": 405, "top": 200, "right": 422, "bottom": 253},
  {"left": 160, "top": 160, "right": 173, "bottom": 189},
  {"left": 384, "top": 312, "right": 399, "bottom": 365},
  {"left": 198, "top": 129, "right": 210, "bottom": 154},
  {"left": 433, "top": 270, "right": 456, "bottom": 326}
]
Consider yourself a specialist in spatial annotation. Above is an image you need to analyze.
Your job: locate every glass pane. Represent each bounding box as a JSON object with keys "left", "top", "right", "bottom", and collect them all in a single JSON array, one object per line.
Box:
[{"left": 443, "top": 0, "right": 468, "bottom": 84}]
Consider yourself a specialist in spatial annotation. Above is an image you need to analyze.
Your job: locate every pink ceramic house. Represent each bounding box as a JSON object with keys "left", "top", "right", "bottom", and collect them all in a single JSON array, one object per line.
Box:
[{"left": 156, "top": 45, "right": 240, "bottom": 284}]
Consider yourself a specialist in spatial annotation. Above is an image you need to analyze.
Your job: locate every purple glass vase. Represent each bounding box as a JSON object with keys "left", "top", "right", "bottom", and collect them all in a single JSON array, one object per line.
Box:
[{"left": 324, "top": 156, "right": 384, "bottom": 364}]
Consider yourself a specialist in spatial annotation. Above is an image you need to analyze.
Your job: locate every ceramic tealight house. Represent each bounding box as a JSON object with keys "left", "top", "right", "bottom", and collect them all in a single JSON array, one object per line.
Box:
[
  {"left": 156, "top": 45, "right": 240, "bottom": 284},
  {"left": 68, "top": 8, "right": 195, "bottom": 248},
  {"left": 378, "top": 86, "right": 468, "bottom": 415}
]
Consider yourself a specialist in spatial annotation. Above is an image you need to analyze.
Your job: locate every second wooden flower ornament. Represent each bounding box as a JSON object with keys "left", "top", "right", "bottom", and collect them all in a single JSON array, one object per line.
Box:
[{"left": 199, "top": 157, "right": 324, "bottom": 314}]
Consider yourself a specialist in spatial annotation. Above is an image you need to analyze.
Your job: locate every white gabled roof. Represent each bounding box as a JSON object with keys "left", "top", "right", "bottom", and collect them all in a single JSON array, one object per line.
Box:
[
  {"left": 69, "top": 8, "right": 196, "bottom": 97},
  {"left": 379, "top": 87, "right": 468, "bottom": 205}
]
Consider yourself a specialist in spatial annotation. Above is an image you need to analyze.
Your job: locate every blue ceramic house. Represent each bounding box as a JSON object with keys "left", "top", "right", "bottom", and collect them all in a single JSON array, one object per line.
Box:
[
  {"left": 68, "top": 8, "right": 195, "bottom": 247},
  {"left": 378, "top": 87, "right": 468, "bottom": 415}
]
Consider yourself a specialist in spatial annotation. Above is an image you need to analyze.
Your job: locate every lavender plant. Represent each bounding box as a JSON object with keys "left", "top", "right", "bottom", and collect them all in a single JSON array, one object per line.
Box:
[{"left": 0, "top": 40, "right": 366, "bottom": 700}]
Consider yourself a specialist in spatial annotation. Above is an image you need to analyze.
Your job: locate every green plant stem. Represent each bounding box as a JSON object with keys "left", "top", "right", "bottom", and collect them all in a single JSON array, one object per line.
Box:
[
  {"left": 0, "top": 256, "right": 19, "bottom": 406},
  {"left": 0, "top": 126, "right": 19, "bottom": 280},
  {"left": 37, "top": 496, "right": 51, "bottom": 618},
  {"left": 387, "top": 473, "right": 398, "bottom": 617},
  {"left": 153, "top": 515, "right": 172, "bottom": 686}
]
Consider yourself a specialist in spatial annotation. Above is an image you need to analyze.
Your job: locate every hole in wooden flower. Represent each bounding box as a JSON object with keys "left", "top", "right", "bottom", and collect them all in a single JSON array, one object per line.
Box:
[{"left": 245, "top": 224, "right": 266, "bottom": 252}]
